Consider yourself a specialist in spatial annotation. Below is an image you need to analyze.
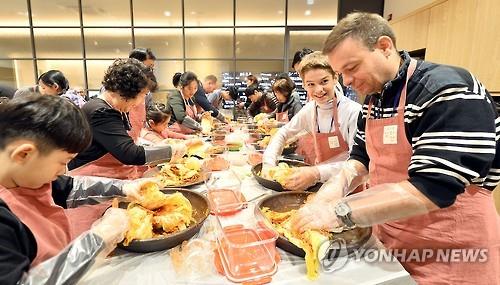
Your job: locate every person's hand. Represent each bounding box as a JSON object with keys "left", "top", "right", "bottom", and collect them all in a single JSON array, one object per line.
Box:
[
  {"left": 184, "top": 134, "right": 198, "bottom": 139},
  {"left": 170, "top": 143, "right": 187, "bottom": 162},
  {"left": 91, "top": 208, "right": 129, "bottom": 256},
  {"left": 261, "top": 163, "right": 274, "bottom": 179},
  {"left": 122, "top": 179, "right": 159, "bottom": 200},
  {"left": 282, "top": 166, "right": 320, "bottom": 191},
  {"left": 291, "top": 201, "right": 342, "bottom": 233},
  {"left": 186, "top": 138, "right": 203, "bottom": 148}
]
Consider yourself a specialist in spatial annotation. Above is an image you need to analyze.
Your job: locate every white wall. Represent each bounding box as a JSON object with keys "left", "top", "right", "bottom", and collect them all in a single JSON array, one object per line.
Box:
[{"left": 384, "top": 0, "right": 436, "bottom": 20}]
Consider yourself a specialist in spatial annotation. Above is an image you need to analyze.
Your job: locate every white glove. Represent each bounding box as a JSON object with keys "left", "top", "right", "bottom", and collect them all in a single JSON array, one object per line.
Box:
[
  {"left": 170, "top": 143, "right": 187, "bottom": 163},
  {"left": 282, "top": 166, "right": 320, "bottom": 191},
  {"left": 186, "top": 138, "right": 203, "bottom": 148},
  {"left": 91, "top": 208, "right": 129, "bottom": 256},
  {"left": 292, "top": 201, "right": 342, "bottom": 233}
]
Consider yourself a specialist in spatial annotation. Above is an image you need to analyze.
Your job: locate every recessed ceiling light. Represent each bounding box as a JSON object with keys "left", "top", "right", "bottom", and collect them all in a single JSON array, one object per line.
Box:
[
  {"left": 128, "top": 42, "right": 132, "bottom": 45},
  {"left": 93, "top": 41, "right": 98, "bottom": 46},
  {"left": 277, "top": 10, "right": 283, "bottom": 14},
  {"left": 164, "top": 11, "right": 171, "bottom": 17},
  {"left": 190, "top": 11, "right": 197, "bottom": 15},
  {"left": 307, "top": 0, "right": 314, "bottom": 5},
  {"left": 304, "top": 10, "right": 311, "bottom": 16}
]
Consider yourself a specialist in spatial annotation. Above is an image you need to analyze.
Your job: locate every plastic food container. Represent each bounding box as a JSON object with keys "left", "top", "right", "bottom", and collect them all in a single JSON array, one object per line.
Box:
[
  {"left": 205, "top": 170, "right": 245, "bottom": 215},
  {"left": 214, "top": 205, "right": 279, "bottom": 284}
]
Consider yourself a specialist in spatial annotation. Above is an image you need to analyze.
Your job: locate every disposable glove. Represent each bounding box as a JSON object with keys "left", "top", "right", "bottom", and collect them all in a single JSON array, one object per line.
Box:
[
  {"left": 308, "top": 160, "right": 368, "bottom": 204},
  {"left": 282, "top": 166, "right": 320, "bottom": 191},
  {"left": 170, "top": 143, "right": 187, "bottom": 163},
  {"left": 292, "top": 201, "right": 343, "bottom": 233},
  {"left": 91, "top": 208, "right": 129, "bottom": 257}
]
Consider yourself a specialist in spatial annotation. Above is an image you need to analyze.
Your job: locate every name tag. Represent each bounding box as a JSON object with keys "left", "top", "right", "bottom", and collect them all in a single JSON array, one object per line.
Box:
[
  {"left": 383, "top": 125, "right": 398, "bottom": 144},
  {"left": 328, "top": 136, "right": 340, "bottom": 148}
]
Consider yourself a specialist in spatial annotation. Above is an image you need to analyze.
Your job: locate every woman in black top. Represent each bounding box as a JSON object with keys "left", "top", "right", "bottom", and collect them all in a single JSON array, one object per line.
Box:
[{"left": 68, "top": 59, "right": 185, "bottom": 179}]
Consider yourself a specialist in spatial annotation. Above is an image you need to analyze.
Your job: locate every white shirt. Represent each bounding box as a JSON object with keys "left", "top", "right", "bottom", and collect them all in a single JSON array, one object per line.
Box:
[{"left": 263, "top": 87, "right": 361, "bottom": 182}]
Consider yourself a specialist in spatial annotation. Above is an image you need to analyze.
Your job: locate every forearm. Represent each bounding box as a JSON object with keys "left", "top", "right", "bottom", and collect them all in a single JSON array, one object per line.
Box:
[
  {"left": 181, "top": 116, "right": 202, "bottom": 131},
  {"left": 66, "top": 176, "right": 126, "bottom": 208},
  {"left": 18, "top": 233, "right": 105, "bottom": 285},
  {"left": 345, "top": 180, "right": 439, "bottom": 227}
]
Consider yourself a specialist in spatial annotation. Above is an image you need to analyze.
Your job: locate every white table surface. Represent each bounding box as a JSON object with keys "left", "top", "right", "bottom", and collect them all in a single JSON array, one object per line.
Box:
[{"left": 79, "top": 159, "right": 415, "bottom": 285}]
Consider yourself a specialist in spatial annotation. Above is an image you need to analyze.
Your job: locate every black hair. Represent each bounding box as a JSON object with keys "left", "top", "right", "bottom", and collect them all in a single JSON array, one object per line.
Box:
[
  {"left": 225, "top": 86, "right": 239, "bottom": 100},
  {"left": 129, "top": 48, "right": 156, "bottom": 61},
  {"left": 274, "top": 73, "right": 296, "bottom": 89},
  {"left": 172, "top": 71, "right": 198, "bottom": 88},
  {"left": 292, "top": 48, "right": 314, "bottom": 68},
  {"left": 38, "top": 70, "right": 69, "bottom": 94},
  {"left": 244, "top": 85, "right": 261, "bottom": 97},
  {"left": 172, "top": 72, "right": 182, "bottom": 87},
  {"left": 246, "top": 75, "right": 259, "bottom": 87},
  {"left": 0, "top": 95, "right": 91, "bottom": 154},
  {"left": 144, "top": 67, "right": 158, "bottom": 92},
  {"left": 102, "top": 58, "right": 151, "bottom": 100},
  {"left": 146, "top": 103, "right": 173, "bottom": 125}
]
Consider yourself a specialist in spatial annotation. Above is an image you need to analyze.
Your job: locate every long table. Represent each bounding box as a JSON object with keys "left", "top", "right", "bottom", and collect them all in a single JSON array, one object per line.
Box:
[{"left": 79, "top": 161, "right": 415, "bottom": 284}]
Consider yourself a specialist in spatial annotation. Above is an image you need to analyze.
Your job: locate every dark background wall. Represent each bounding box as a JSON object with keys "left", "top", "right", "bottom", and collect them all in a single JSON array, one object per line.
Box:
[{"left": 338, "top": 0, "right": 385, "bottom": 20}]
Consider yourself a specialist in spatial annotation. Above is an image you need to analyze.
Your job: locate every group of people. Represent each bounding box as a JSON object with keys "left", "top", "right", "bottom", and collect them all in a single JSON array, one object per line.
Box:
[{"left": 0, "top": 12, "right": 499, "bottom": 285}]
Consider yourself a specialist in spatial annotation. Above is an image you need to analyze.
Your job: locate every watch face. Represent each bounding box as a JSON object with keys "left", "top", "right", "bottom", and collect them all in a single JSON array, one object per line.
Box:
[{"left": 335, "top": 203, "right": 350, "bottom": 216}]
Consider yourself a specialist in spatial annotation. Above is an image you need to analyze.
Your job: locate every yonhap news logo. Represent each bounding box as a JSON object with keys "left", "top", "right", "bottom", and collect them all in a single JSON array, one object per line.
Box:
[{"left": 319, "top": 239, "right": 490, "bottom": 273}]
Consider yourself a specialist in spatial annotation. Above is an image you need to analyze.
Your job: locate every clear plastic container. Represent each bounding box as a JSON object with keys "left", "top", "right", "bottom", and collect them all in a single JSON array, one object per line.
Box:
[
  {"left": 205, "top": 170, "right": 245, "bottom": 215},
  {"left": 214, "top": 204, "right": 279, "bottom": 284}
]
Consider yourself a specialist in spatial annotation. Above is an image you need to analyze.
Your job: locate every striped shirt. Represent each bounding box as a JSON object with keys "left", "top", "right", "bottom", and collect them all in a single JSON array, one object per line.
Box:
[{"left": 351, "top": 51, "right": 500, "bottom": 208}]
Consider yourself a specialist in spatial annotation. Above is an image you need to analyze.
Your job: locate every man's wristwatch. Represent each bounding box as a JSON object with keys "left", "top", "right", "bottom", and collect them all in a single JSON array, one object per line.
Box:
[{"left": 334, "top": 201, "right": 356, "bottom": 229}]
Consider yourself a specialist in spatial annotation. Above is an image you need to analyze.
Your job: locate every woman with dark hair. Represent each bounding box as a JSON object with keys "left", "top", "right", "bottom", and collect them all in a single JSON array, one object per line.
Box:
[
  {"left": 272, "top": 73, "right": 303, "bottom": 122},
  {"left": 14, "top": 70, "right": 69, "bottom": 98},
  {"left": 68, "top": 59, "right": 186, "bottom": 179},
  {"left": 167, "top": 71, "right": 203, "bottom": 134}
]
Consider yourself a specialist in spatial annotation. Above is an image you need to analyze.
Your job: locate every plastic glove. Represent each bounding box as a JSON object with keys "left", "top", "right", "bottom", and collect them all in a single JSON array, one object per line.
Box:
[
  {"left": 121, "top": 179, "right": 159, "bottom": 200},
  {"left": 91, "top": 208, "right": 129, "bottom": 257},
  {"left": 282, "top": 166, "right": 320, "bottom": 191},
  {"left": 261, "top": 163, "right": 274, "bottom": 179},
  {"left": 184, "top": 134, "right": 198, "bottom": 140},
  {"left": 170, "top": 143, "right": 187, "bottom": 163},
  {"left": 308, "top": 160, "right": 368, "bottom": 204},
  {"left": 340, "top": 181, "right": 438, "bottom": 227},
  {"left": 186, "top": 138, "right": 203, "bottom": 148},
  {"left": 292, "top": 201, "right": 343, "bottom": 233}
]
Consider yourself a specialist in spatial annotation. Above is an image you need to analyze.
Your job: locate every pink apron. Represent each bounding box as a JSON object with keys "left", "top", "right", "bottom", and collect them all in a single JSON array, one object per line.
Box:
[
  {"left": 170, "top": 97, "right": 198, "bottom": 134},
  {"left": 296, "top": 99, "right": 349, "bottom": 165},
  {"left": 276, "top": 110, "right": 289, "bottom": 123},
  {"left": 365, "top": 59, "right": 500, "bottom": 284},
  {"left": 0, "top": 184, "right": 72, "bottom": 266},
  {"left": 69, "top": 100, "right": 147, "bottom": 180}
]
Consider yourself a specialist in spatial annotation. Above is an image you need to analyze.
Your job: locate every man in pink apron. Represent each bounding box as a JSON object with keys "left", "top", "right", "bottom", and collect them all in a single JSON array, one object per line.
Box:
[
  {"left": 294, "top": 12, "right": 499, "bottom": 284},
  {"left": 262, "top": 52, "right": 361, "bottom": 191}
]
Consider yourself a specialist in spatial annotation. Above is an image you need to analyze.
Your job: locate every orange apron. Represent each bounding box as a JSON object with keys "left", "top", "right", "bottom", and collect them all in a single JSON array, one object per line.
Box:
[
  {"left": 170, "top": 97, "right": 198, "bottom": 134},
  {"left": 297, "top": 99, "right": 349, "bottom": 165},
  {"left": 0, "top": 184, "right": 72, "bottom": 266},
  {"left": 365, "top": 59, "right": 500, "bottom": 284}
]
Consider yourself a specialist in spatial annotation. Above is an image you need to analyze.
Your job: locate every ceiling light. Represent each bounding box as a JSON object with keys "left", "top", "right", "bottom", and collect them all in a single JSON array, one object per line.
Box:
[
  {"left": 164, "top": 11, "right": 171, "bottom": 17},
  {"left": 128, "top": 42, "right": 132, "bottom": 45},
  {"left": 307, "top": 0, "right": 314, "bottom": 5},
  {"left": 304, "top": 10, "right": 311, "bottom": 16},
  {"left": 190, "top": 11, "right": 197, "bottom": 15},
  {"left": 277, "top": 10, "right": 283, "bottom": 14},
  {"left": 93, "top": 41, "right": 98, "bottom": 46}
]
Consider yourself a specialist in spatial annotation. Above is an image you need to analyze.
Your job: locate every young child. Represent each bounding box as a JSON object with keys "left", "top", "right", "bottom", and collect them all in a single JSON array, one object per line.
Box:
[
  {"left": 139, "top": 103, "right": 189, "bottom": 145},
  {"left": 0, "top": 95, "right": 146, "bottom": 284}
]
